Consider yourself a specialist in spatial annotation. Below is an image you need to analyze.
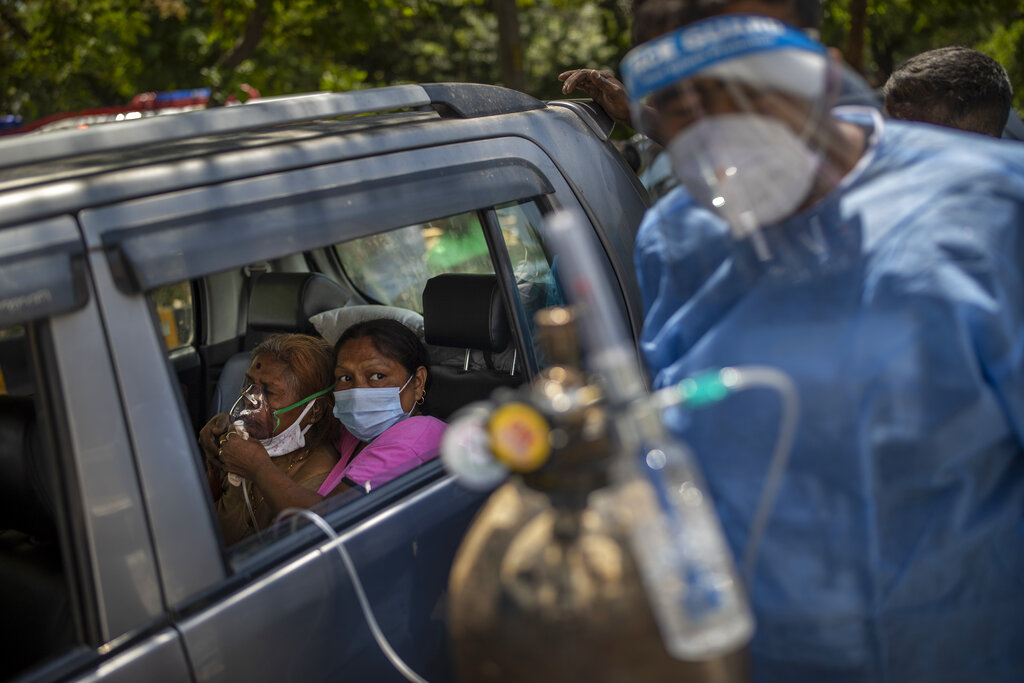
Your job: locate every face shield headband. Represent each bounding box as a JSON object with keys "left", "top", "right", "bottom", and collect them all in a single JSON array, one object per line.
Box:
[
  {"left": 621, "top": 15, "right": 829, "bottom": 108},
  {"left": 622, "top": 16, "right": 836, "bottom": 256}
]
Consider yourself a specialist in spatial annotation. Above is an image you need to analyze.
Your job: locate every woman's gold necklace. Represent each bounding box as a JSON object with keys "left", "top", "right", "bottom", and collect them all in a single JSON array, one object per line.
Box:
[{"left": 247, "top": 447, "right": 312, "bottom": 514}]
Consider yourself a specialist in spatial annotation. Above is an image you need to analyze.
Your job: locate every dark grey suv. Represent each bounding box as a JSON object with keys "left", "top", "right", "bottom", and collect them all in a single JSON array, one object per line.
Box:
[{"left": 0, "top": 83, "right": 648, "bottom": 682}]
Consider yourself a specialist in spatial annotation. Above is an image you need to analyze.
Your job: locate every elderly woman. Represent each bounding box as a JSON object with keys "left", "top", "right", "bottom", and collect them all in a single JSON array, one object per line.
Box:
[
  {"left": 199, "top": 333, "right": 338, "bottom": 544},
  {"left": 319, "top": 318, "right": 446, "bottom": 495}
]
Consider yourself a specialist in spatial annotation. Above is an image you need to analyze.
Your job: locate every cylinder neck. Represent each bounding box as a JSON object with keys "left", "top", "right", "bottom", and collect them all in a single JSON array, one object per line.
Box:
[{"left": 521, "top": 306, "right": 614, "bottom": 507}]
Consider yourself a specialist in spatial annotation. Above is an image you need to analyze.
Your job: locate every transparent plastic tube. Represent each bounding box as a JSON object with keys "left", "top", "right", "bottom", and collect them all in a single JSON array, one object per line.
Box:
[
  {"left": 544, "top": 209, "right": 754, "bottom": 660},
  {"left": 278, "top": 507, "right": 429, "bottom": 683},
  {"left": 653, "top": 366, "right": 798, "bottom": 583},
  {"left": 227, "top": 420, "right": 247, "bottom": 488},
  {"left": 241, "top": 480, "right": 259, "bottom": 532},
  {"left": 612, "top": 403, "right": 755, "bottom": 660},
  {"left": 229, "top": 420, "right": 261, "bottom": 531},
  {"left": 543, "top": 210, "right": 647, "bottom": 404}
]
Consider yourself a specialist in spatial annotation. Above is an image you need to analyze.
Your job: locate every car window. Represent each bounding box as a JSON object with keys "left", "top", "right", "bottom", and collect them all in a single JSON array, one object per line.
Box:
[
  {"left": 0, "top": 323, "right": 86, "bottom": 679},
  {"left": 133, "top": 205, "right": 540, "bottom": 558},
  {"left": 334, "top": 210, "right": 493, "bottom": 313},
  {"left": 151, "top": 281, "right": 195, "bottom": 351},
  {"left": 494, "top": 200, "right": 565, "bottom": 365},
  {"left": 152, "top": 242, "right": 458, "bottom": 554}
]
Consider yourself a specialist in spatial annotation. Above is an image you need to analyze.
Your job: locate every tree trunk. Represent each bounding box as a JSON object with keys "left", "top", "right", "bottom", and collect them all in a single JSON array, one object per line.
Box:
[
  {"left": 494, "top": 0, "right": 526, "bottom": 93},
  {"left": 0, "top": 4, "right": 30, "bottom": 41},
  {"left": 209, "top": 0, "right": 271, "bottom": 105},
  {"left": 846, "top": 0, "right": 868, "bottom": 75}
]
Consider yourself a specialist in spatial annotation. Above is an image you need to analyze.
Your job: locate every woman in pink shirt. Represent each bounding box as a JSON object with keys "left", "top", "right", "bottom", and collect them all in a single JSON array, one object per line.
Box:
[{"left": 319, "top": 318, "right": 446, "bottom": 495}]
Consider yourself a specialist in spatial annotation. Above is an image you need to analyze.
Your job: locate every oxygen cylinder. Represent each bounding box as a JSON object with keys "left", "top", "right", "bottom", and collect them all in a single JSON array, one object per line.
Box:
[{"left": 445, "top": 308, "right": 749, "bottom": 683}]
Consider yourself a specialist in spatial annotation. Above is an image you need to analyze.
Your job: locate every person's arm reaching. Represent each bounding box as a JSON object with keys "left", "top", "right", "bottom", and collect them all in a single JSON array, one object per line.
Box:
[
  {"left": 558, "top": 68, "right": 633, "bottom": 129},
  {"left": 558, "top": 67, "right": 667, "bottom": 147}
]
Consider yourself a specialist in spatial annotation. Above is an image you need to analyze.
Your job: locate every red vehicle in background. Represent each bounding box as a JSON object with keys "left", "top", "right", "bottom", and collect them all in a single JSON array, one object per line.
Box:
[{"left": 2, "top": 85, "right": 260, "bottom": 135}]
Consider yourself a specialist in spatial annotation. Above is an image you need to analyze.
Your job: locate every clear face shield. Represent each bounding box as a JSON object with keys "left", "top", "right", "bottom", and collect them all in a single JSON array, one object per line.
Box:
[{"left": 623, "top": 16, "right": 843, "bottom": 262}]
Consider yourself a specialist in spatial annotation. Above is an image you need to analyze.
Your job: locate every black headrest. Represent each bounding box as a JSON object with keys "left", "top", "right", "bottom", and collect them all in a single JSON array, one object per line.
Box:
[
  {"left": 422, "top": 274, "right": 510, "bottom": 352},
  {"left": 0, "top": 395, "right": 56, "bottom": 540},
  {"left": 246, "top": 273, "right": 349, "bottom": 342}
]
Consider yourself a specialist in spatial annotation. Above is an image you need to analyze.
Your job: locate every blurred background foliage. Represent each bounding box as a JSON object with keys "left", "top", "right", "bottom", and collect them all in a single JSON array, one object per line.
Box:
[
  {"left": 1, "top": 0, "right": 1022, "bottom": 124},
  {"left": 820, "top": 0, "right": 1024, "bottom": 106}
]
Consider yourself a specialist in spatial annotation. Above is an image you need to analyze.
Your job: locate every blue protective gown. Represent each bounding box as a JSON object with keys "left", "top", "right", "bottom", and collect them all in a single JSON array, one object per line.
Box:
[{"left": 636, "top": 110, "right": 1024, "bottom": 682}]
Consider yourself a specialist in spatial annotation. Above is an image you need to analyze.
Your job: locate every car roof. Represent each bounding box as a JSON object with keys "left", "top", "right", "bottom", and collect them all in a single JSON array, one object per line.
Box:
[
  {"left": 0, "top": 83, "right": 614, "bottom": 232},
  {"left": 0, "top": 84, "right": 544, "bottom": 171}
]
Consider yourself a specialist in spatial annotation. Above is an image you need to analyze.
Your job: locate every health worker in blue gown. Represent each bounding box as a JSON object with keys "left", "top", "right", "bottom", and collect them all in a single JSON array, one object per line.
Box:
[{"left": 621, "top": 7, "right": 1024, "bottom": 683}]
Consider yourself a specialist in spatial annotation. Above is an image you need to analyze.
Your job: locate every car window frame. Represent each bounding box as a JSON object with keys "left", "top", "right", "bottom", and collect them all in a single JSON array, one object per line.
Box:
[
  {"left": 480, "top": 201, "right": 548, "bottom": 376},
  {"left": 79, "top": 139, "right": 552, "bottom": 572}
]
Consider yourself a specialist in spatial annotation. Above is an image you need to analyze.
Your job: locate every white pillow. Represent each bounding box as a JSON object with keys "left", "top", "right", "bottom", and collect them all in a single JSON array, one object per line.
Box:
[{"left": 309, "top": 305, "right": 425, "bottom": 346}]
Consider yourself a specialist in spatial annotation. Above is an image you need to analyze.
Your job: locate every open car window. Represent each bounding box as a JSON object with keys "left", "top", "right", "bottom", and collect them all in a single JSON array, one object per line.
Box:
[{"left": 149, "top": 203, "right": 540, "bottom": 557}]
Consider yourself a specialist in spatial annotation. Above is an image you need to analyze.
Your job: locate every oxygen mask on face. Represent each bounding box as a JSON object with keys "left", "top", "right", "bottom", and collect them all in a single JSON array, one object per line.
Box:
[{"left": 229, "top": 383, "right": 276, "bottom": 440}]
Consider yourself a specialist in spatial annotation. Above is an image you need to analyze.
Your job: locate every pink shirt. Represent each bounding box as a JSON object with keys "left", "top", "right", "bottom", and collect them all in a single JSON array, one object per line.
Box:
[{"left": 318, "top": 415, "right": 447, "bottom": 495}]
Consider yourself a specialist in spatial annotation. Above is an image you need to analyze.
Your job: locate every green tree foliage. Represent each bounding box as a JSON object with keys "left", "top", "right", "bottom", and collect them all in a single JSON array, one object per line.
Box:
[
  {"left": 1, "top": 0, "right": 1020, "bottom": 122},
  {"left": 1, "top": 0, "right": 629, "bottom": 122},
  {"left": 821, "top": 0, "right": 1024, "bottom": 110},
  {"left": 2, "top": 0, "right": 152, "bottom": 120}
]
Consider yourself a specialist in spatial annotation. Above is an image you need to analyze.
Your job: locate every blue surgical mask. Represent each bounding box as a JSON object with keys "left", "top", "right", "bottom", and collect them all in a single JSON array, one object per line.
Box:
[{"left": 333, "top": 375, "right": 414, "bottom": 442}]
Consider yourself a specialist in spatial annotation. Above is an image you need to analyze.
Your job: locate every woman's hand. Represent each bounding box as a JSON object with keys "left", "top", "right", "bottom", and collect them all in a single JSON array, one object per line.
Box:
[
  {"left": 215, "top": 437, "right": 327, "bottom": 515},
  {"left": 199, "top": 412, "right": 231, "bottom": 462},
  {"left": 216, "top": 434, "right": 274, "bottom": 482},
  {"left": 199, "top": 413, "right": 233, "bottom": 501}
]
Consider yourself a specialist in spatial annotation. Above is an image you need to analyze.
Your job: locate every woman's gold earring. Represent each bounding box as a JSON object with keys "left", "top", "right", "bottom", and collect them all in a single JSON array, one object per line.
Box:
[{"left": 417, "top": 392, "right": 425, "bottom": 405}]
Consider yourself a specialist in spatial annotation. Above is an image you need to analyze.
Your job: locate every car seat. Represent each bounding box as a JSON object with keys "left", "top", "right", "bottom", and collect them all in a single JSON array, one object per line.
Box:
[
  {"left": 208, "top": 272, "right": 350, "bottom": 417},
  {"left": 0, "top": 395, "right": 75, "bottom": 679},
  {"left": 421, "top": 273, "right": 525, "bottom": 420}
]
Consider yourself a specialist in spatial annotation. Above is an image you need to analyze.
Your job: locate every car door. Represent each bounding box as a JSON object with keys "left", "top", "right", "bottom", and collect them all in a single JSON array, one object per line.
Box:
[
  {"left": 0, "top": 216, "right": 192, "bottom": 682},
  {"left": 78, "top": 134, "right": 639, "bottom": 682}
]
